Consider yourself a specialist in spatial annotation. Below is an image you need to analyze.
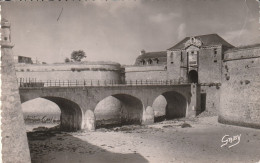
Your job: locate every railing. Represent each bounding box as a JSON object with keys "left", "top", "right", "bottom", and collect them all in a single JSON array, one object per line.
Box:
[{"left": 18, "top": 78, "right": 189, "bottom": 88}]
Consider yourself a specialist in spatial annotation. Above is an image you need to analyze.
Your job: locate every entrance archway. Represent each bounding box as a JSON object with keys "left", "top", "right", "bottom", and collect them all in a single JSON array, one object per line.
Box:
[{"left": 188, "top": 70, "right": 198, "bottom": 83}]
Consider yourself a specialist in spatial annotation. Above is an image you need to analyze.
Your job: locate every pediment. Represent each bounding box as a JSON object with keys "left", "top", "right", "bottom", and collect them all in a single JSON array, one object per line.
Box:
[
  {"left": 184, "top": 37, "right": 202, "bottom": 49},
  {"left": 185, "top": 45, "right": 200, "bottom": 52}
]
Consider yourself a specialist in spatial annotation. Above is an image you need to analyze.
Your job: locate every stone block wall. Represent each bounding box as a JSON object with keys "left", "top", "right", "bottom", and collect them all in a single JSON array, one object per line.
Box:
[
  {"left": 167, "top": 50, "right": 183, "bottom": 81},
  {"left": 125, "top": 65, "right": 167, "bottom": 81},
  {"left": 199, "top": 46, "right": 222, "bottom": 83},
  {"left": 1, "top": 47, "right": 31, "bottom": 162},
  {"left": 201, "top": 85, "right": 220, "bottom": 114},
  {"left": 15, "top": 62, "right": 122, "bottom": 83},
  {"left": 219, "top": 46, "right": 260, "bottom": 128}
]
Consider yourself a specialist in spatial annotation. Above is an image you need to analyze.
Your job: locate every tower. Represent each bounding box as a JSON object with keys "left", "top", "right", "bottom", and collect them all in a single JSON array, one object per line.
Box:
[{"left": 1, "top": 18, "right": 31, "bottom": 162}]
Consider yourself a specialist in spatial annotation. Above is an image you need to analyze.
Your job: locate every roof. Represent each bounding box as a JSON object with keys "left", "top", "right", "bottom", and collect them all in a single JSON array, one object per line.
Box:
[
  {"left": 168, "top": 34, "right": 234, "bottom": 50},
  {"left": 136, "top": 51, "right": 167, "bottom": 60}
]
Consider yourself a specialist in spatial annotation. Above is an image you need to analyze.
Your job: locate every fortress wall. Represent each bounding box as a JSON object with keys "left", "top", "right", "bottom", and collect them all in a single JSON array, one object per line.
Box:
[
  {"left": 201, "top": 86, "right": 220, "bottom": 114},
  {"left": 219, "top": 46, "right": 260, "bottom": 128},
  {"left": 1, "top": 19, "right": 31, "bottom": 162},
  {"left": 199, "top": 46, "right": 222, "bottom": 83},
  {"left": 2, "top": 47, "right": 32, "bottom": 162},
  {"left": 15, "top": 63, "right": 122, "bottom": 82},
  {"left": 125, "top": 65, "right": 167, "bottom": 81},
  {"left": 166, "top": 50, "right": 183, "bottom": 81}
]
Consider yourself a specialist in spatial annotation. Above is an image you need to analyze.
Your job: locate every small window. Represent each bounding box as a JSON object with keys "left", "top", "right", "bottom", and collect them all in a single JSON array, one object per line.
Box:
[
  {"left": 181, "top": 51, "right": 183, "bottom": 62},
  {"left": 214, "top": 60, "right": 217, "bottom": 63},
  {"left": 171, "top": 61, "right": 174, "bottom": 64},
  {"left": 4, "top": 37, "right": 8, "bottom": 41},
  {"left": 214, "top": 49, "right": 217, "bottom": 55}
]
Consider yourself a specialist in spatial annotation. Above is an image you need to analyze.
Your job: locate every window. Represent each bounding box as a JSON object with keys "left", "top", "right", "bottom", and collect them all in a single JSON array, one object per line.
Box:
[
  {"left": 4, "top": 37, "right": 8, "bottom": 41},
  {"left": 147, "top": 59, "right": 152, "bottom": 64},
  {"left": 188, "top": 51, "right": 197, "bottom": 66},
  {"left": 214, "top": 48, "right": 217, "bottom": 55},
  {"left": 213, "top": 48, "right": 217, "bottom": 62},
  {"left": 181, "top": 51, "right": 183, "bottom": 62}
]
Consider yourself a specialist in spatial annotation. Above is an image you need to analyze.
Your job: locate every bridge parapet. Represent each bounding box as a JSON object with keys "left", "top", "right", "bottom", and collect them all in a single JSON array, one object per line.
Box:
[{"left": 19, "top": 78, "right": 189, "bottom": 88}]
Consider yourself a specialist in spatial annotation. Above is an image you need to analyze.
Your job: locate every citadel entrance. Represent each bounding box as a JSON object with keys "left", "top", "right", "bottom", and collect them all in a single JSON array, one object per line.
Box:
[{"left": 188, "top": 70, "right": 198, "bottom": 83}]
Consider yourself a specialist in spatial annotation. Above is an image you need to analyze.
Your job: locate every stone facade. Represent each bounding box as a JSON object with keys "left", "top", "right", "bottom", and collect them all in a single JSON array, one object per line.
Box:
[
  {"left": 125, "top": 34, "right": 233, "bottom": 113},
  {"left": 125, "top": 34, "right": 260, "bottom": 128}
]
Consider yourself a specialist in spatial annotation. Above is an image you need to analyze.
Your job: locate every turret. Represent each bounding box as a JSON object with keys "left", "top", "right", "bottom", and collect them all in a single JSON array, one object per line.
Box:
[{"left": 1, "top": 18, "right": 14, "bottom": 48}]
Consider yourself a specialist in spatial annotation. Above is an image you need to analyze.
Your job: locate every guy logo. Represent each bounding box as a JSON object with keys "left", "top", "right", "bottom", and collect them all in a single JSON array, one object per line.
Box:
[{"left": 221, "top": 134, "right": 241, "bottom": 148}]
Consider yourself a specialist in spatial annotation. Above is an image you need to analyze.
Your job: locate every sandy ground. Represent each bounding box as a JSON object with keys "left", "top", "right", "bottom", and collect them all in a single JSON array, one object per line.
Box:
[{"left": 27, "top": 116, "right": 260, "bottom": 163}]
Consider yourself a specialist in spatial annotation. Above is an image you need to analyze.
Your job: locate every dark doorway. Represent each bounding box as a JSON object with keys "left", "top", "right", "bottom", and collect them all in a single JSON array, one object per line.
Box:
[
  {"left": 201, "top": 93, "right": 206, "bottom": 113},
  {"left": 188, "top": 70, "right": 198, "bottom": 83}
]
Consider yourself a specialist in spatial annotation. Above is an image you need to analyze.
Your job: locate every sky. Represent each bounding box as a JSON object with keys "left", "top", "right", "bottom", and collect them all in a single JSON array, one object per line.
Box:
[{"left": 2, "top": 0, "right": 260, "bottom": 65}]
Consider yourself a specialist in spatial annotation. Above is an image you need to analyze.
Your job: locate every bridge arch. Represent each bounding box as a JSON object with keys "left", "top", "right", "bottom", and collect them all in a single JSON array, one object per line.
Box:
[
  {"left": 94, "top": 94, "right": 144, "bottom": 127},
  {"left": 21, "top": 96, "right": 83, "bottom": 131},
  {"left": 152, "top": 91, "right": 188, "bottom": 122}
]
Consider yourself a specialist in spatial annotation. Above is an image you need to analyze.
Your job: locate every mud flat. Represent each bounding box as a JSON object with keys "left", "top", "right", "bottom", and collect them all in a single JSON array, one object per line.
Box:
[{"left": 27, "top": 116, "right": 260, "bottom": 163}]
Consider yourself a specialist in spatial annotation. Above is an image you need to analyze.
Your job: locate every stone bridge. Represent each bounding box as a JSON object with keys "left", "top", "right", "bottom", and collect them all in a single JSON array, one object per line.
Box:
[{"left": 19, "top": 84, "right": 201, "bottom": 131}]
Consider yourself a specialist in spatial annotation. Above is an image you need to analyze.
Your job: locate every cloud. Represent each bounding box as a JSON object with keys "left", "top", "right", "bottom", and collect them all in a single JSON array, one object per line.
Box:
[
  {"left": 224, "top": 28, "right": 260, "bottom": 46},
  {"left": 82, "top": 0, "right": 141, "bottom": 15},
  {"left": 177, "top": 23, "right": 186, "bottom": 40},
  {"left": 149, "top": 12, "right": 180, "bottom": 23}
]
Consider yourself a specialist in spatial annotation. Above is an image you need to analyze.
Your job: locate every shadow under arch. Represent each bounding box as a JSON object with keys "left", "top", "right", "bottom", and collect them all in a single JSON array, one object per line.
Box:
[
  {"left": 21, "top": 96, "right": 83, "bottom": 132},
  {"left": 94, "top": 94, "right": 144, "bottom": 128},
  {"left": 152, "top": 91, "right": 188, "bottom": 122}
]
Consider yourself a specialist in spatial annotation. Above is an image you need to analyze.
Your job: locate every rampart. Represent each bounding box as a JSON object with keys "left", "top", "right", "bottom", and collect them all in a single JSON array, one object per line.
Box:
[
  {"left": 15, "top": 61, "right": 123, "bottom": 82},
  {"left": 219, "top": 44, "right": 260, "bottom": 128},
  {"left": 125, "top": 65, "right": 167, "bottom": 81}
]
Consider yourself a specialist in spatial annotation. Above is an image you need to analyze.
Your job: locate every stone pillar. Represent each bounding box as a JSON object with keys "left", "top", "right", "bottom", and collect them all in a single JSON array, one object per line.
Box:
[
  {"left": 186, "top": 83, "right": 201, "bottom": 117},
  {"left": 142, "top": 106, "right": 154, "bottom": 125},
  {"left": 1, "top": 19, "right": 31, "bottom": 162},
  {"left": 82, "top": 110, "right": 96, "bottom": 131}
]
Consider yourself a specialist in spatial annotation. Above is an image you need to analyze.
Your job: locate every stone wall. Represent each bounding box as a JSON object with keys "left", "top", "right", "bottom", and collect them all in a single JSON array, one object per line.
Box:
[
  {"left": 198, "top": 46, "right": 222, "bottom": 83},
  {"left": 1, "top": 42, "right": 31, "bottom": 162},
  {"left": 15, "top": 62, "right": 122, "bottom": 83},
  {"left": 125, "top": 65, "right": 167, "bottom": 81},
  {"left": 201, "top": 85, "right": 220, "bottom": 114},
  {"left": 219, "top": 46, "right": 260, "bottom": 128},
  {"left": 167, "top": 50, "right": 184, "bottom": 81}
]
